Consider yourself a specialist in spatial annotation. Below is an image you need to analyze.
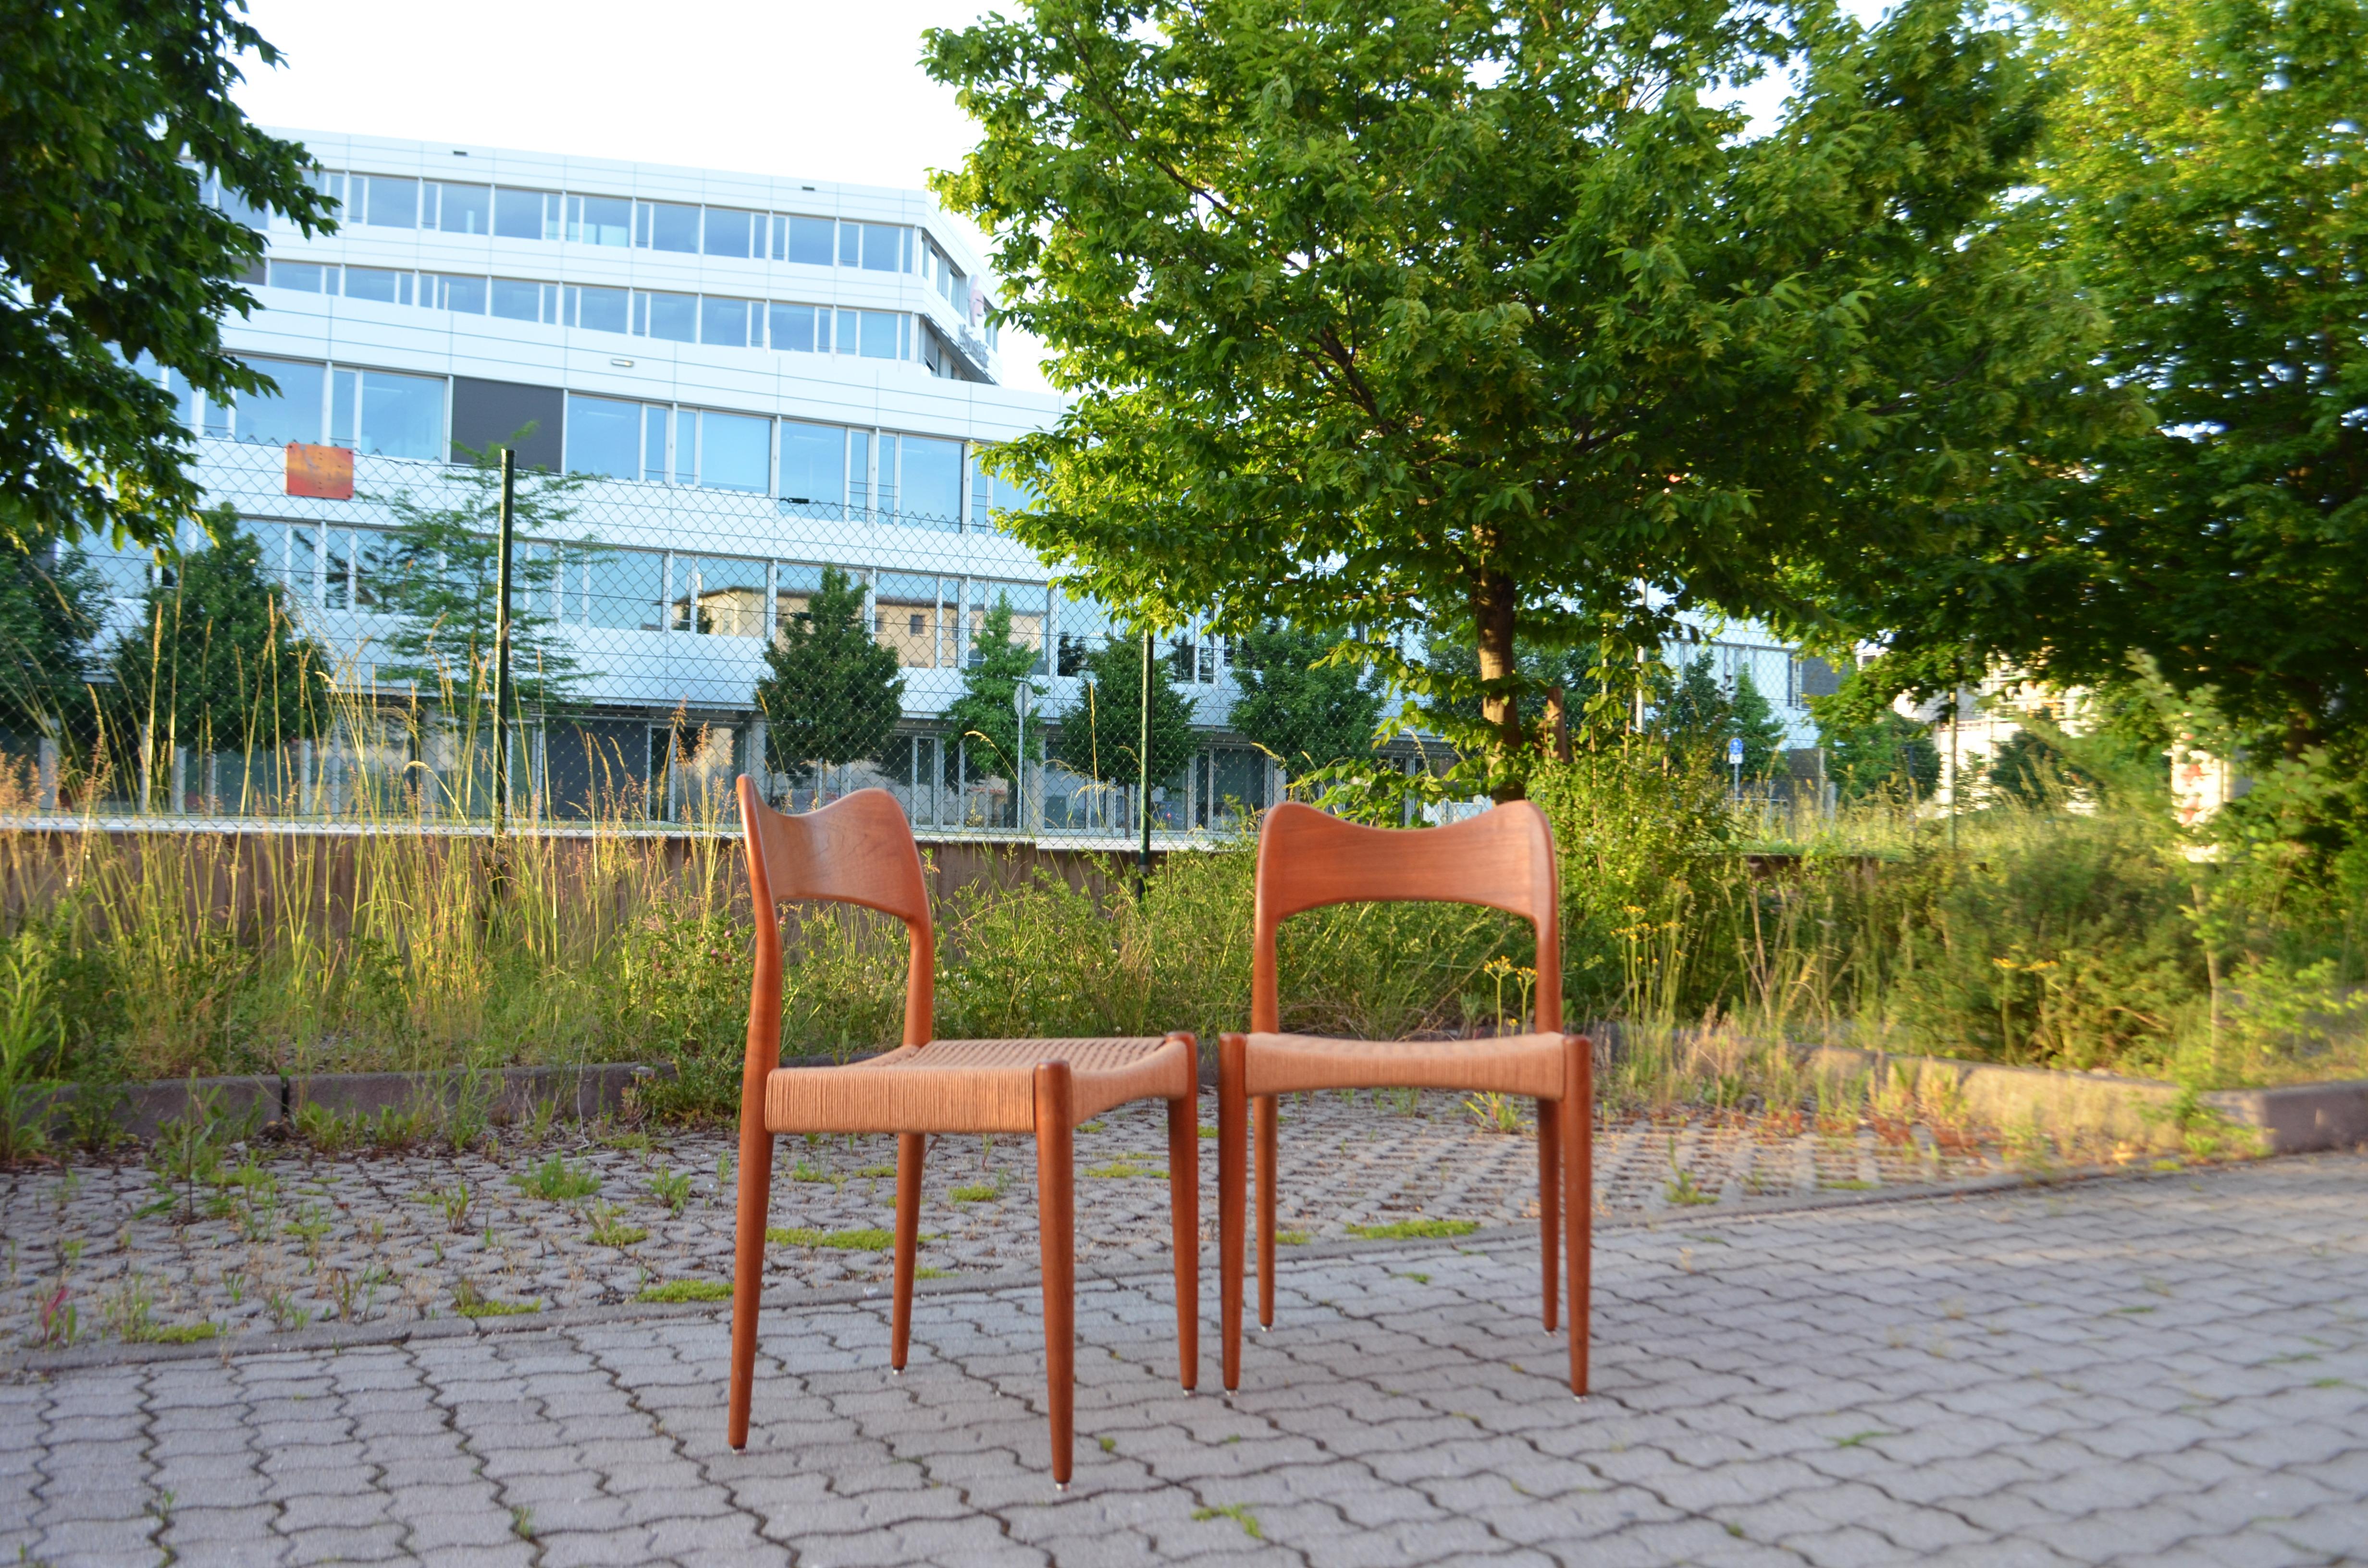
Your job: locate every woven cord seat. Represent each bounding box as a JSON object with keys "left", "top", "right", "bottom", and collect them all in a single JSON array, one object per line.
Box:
[
  {"left": 726, "top": 783, "right": 1198, "bottom": 1488},
  {"left": 768, "top": 1036, "right": 1192, "bottom": 1135},
  {"left": 1219, "top": 801, "right": 1592, "bottom": 1398}
]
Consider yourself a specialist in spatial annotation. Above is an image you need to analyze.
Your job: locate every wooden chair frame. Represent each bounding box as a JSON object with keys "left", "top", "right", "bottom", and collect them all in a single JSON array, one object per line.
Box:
[
  {"left": 1218, "top": 800, "right": 1591, "bottom": 1395},
  {"left": 727, "top": 780, "right": 1200, "bottom": 1485}
]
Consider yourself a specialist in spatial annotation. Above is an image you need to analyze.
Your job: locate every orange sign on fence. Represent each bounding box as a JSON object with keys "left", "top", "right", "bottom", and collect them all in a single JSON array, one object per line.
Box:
[{"left": 284, "top": 442, "right": 354, "bottom": 500}]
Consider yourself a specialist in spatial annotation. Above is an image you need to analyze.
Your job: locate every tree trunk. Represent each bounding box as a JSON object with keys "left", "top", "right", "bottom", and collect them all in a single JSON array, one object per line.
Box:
[{"left": 1472, "top": 567, "right": 1523, "bottom": 801}]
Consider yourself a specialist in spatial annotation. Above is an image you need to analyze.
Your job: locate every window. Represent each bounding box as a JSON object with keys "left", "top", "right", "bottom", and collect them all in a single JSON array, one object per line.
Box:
[
  {"left": 330, "top": 367, "right": 356, "bottom": 445},
  {"left": 848, "top": 430, "right": 873, "bottom": 515},
  {"left": 876, "top": 573, "right": 940, "bottom": 666},
  {"left": 703, "top": 208, "right": 755, "bottom": 258},
  {"left": 267, "top": 260, "right": 329, "bottom": 293},
  {"left": 564, "top": 393, "right": 639, "bottom": 478},
  {"left": 80, "top": 534, "right": 156, "bottom": 600},
  {"left": 359, "top": 175, "right": 418, "bottom": 227},
  {"left": 672, "top": 556, "right": 768, "bottom": 636},
  {"left": 344, "top": 267, "right": 414, "bottom": 306},
  {"left": 640, "top": 404, "right": 693, "bottom": 485},
  {"left": 775, "top": 214, "right": 834, "bottom": 265},
  {"left": 767, "top": 302, "right": 819, "bottom": 352},
  {"left": 493, "top": 187, "right": 554, "bottom": 240},
  {"left": 567, "top": 194, "right": 630, "bottom": 246},
  {"left": 635, "top": 290, "right": 696, "bottom": 343},
  {"left": 838, "top": 222, "right": 862, "bottom": 267},
  {"left": 901, "top": 437, "right": 962, "bottom": 531},
  {"left": 700, "top": 296, "right": 753, "bottom": 348},
  {"left": 859, "top": 222, "right": 907, "bottom": 272},
  {"left": 700, "top": 411, "right": 769, "bottom": 492},
  {"left": 451, "top": 378, "right": 563, "bottom": 470},
  {"left": 431, "top": 183, "right": 490, "bottom": 234},
  {"left": 584, "top": 549, "right": 665, "bottom": 630},
  {"left": 638, "top": 201, "right": 699, "bottom": 253},
  {"left": 426, "top": 274, "right": 486, "bottom": 313},
  {"left": 567, "top": 285, "right": 628, "bottom": 333},
  {"left": 779, "top": 421, "right": 843, "bottom": 513},
  {"left": 491, "top": 277, "right": 556, "bottom": 322},
  {"left": 356, "top": 370, "right": 444, "bottom": 460},
  {"left": 857, "top": 310, "right": 903, "bottom": 360},
  {"left": 236, "top": 356, "right": 323, "bottom": 446},
  {"left": 970, "top": 583, "right": 1046, "bottom": 668}
]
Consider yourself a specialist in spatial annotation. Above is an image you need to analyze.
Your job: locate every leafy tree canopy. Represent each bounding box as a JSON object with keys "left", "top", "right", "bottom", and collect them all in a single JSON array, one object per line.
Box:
[
  {"left": 926, "top": 0, "right": 2084, "bottom": 797},
  {"left": 1228, "top": 623, "right": 1385, "bottom": 783},
  {"left": 1054, "top": 632, "right": 1197, "bottom": 787},
  {"left": 100, "top": 515, "right": 330, "bottom": 755},
  {"left": 0, "top": 545, "right": 102, "bottom": 739},
  {"left": 1, "top": 0, "right": 335, "bottom": 555},
  {"left": 1651, "top": 653, "right": 1788, "bottom": 779},
  {"left": 756, "top": 566, "right": 905, "bottom": 774},
  {"left": 942, "top": 594, "right": 1046, "bottom": 781},
  {"left": 1845, "top": 0, "right": 2368, "bottom": 776}
]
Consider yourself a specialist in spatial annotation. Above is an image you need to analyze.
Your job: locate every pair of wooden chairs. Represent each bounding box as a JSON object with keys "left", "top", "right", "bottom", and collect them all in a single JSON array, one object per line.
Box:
[{"left": 726, "top": 779, "right": 1590, "bottom": 1485}]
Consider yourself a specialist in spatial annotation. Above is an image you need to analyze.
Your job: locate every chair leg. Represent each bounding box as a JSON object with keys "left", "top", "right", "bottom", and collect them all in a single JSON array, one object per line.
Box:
[
  {"left": 1538, "top": 1097, "right": 1560, "bottom": 1333},
  {"left": 727, "top": 1112, "right": 776, "bottom": 1450},
  {"left": 1166, "top": 1088, "right": 1200, "bottom": 1391},
  {"left": 1034, "top": 1062, "right": 1076, "bottom": 1486},
  {"left": 1564, "top": 1035, "right": 1592, "bottom": 1396},
  {"left": 1218, "top": 1033, "right": 1246, "bottom": 1393},
  {"left": 1254, "top": 1094, "right": 1278, "bottom": 1329},
  {"left": 891, "top": 1132, "right": 925, "bottom": 1372}
]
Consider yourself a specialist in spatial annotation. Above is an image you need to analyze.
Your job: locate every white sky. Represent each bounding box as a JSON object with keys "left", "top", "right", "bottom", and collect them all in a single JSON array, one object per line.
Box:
[
  {"left": 232, "top": 0, "right": 1895, "bottom": 401},
  {"left": 230, "top": 0, "right": 1058, "bottom": 391}
]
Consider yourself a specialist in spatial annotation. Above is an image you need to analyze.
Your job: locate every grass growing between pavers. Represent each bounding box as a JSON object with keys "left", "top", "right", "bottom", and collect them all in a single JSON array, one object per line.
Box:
[
  {"left": 1343, "top": 1219, "right": 1480, "bottom": 1240},
  {"left": 637, "top": 1279, "right": 731, "bottom": 1303},
  {"left": 765, "top": 1226, "right": 896, "bottom": 1250}
]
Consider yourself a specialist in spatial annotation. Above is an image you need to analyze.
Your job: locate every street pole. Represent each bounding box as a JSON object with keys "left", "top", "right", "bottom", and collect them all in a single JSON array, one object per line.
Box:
[
  {"left": 1012, "top": 681, "right": 1033, "bottom": 835},
  {"left": 1136, "top": 626, "right": 1152, "bottom": 900},
  {"left": 492, "top": 447, "right": 517, "bottom": 834}
]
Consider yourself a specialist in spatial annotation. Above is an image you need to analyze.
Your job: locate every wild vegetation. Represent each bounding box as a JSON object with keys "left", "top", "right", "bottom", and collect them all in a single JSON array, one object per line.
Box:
[{"left": 1, "top": 732, "right": 2358, "bottom": 1140}]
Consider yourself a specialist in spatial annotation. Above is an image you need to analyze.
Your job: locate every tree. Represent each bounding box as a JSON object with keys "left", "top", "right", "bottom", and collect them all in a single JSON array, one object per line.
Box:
[
  {"left": 941, "top": 594, "right": 1044, "bottom": 781},
  {"left": 100, "top": 519, "right": 330, "bottom": 760},
  {"left": 1228, "top": 623, "right": 1384, "bottom": 784},
  {"left": 1816, "top": 706, "right": 1942, "bottom": 802},
  {"left": 1, "top": 0, "right": 336, "bottom": 555},
  {"left": 1054, "top": 632, "right": 1197, "bottom": 789},
  {"left": 0, "top": 544, "right": 102, "bottom": 741},
  {"left": 371, "top": 458, "right": 590, "bottom": 714},
  {"left": 1847, "top": 0, "right": 2368, "bottom": 788},
  {"left": 925, "top": 0, "right": 2082, "bottom": 798},
  {"left": 755, "top": 566, "right": 904, "bottom": 779}
]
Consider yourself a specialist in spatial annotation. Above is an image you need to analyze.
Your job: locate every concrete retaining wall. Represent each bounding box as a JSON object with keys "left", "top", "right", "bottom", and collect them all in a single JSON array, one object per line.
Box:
[{"left": 38, "top": 1064, "right": 671, "bottom": 1141}]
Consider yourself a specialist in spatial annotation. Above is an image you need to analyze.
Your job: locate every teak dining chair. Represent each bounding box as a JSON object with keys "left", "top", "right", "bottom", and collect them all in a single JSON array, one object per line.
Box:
[
  {"left": 726, "top": 780, "right": 1201, "bottom": 1485},
  {"left": 1218, "top": 799, "right": 1591, "bottom": 1395}
]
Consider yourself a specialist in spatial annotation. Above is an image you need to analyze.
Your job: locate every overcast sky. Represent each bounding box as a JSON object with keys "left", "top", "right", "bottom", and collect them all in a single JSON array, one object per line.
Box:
[
  {"left": 232, "top": 0, "right": 1887, "bottom": 400},
  {"left": 231, "top": 0, "right": 1060, "bottom": 389}
]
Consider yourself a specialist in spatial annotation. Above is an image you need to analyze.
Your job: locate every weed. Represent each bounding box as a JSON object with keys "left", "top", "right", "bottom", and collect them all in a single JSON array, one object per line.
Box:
[
  {"left": 852, "top": 1163, "right": 896, "bottom": 1178},
  {"left": 1343, "top": 1219, "right": 1478, "bottom": 1240},
  {"left": 262, "top": 1289, "right": 311, "bottom": 1333},
  {"left": 284, "top": 1202, "right": 332, "bottom": 1259},
  {"left": 789, "top": 1161, "right": 833, "bottom": 1183},
  {"left": 766, "top": 1226, "right": 896, "bottom": 1250},
  {"left": 1098, "top": 1436, "right": 1116, "bottom": 1453},
  {"left": 649, "top": 1170, "right": 692, "bottom": 1215},
  {"left": 512, "top": 1155, "right": 601, "bottom": 1202},
  {"left": 1192, "top": 1504, "right": 1264, "bottom": 1541},
  {"left": 0, "top": 945, "right": 62, "bottom": 1165},
  {"left": 423, "top": 1182, "right": 474, "bottom": 1232},
  {"left": 451, "top": 1279, "right": 537, "bottom": 1318},
  {"left": 1274, "top": 1230, "right": 1310, "bottom": 1246},
  {"left": 949, "top": 1180, "right": 999, "bottom": 1203},
  {"left": 638, "top": 1278, "right": 731, "bottom": 1303},
  {"left": 1198, "top": 1124, "right": 1218, "bottom": 1139},
  {"left": 36, "top": 1284, "right": 77, "bottom": 1348},
  {"left": 588, "top": 1203, "right": 649, "bottom": 1247},
  {"left": 1667, "top": 1175, "right": 1724, "bottom": 1208},
  {"left": 915, "top": 1266, "right": 951, "bottom": 1279},
  {"left": 1402, "top": 1272, "right": 1431, "bottom": 1285},
  {"left": 102, "top": 1270, "right": 159, "bottom": 1341},
  {"left": 144, "top": 1322, "right": 220, "bottom": 1345},
  {"left": 1462, "top": 1092, "right": 1529, "bottom": 1135},
  {"left": 1832, "top": 1431, "right": 1895, "bottom": 1447},
  {"left": 293, "top": 1102, "right": 363, "bottom": 1156},
  {"left": 1085, "top": 1160, "right": 1166, "bottom": 1179},
  {"left": 510, "top": 1505, "right": 535, "bottom": 1539}
]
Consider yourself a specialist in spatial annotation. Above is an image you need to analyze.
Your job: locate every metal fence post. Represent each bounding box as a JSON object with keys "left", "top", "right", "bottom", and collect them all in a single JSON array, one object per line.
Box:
[
  {"left": 1136, "top": 625, "right": 1151, "bottom": 898},
  {"left": 492, "top": 447, "right": 517, "bottom": 833}
]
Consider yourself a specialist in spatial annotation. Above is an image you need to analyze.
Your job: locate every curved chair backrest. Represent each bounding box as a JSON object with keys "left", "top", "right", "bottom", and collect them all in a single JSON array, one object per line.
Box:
[
  {"left": 1251, "top": 799, "right": 1561, "bottom": 1037},
  {"left": 737, "top": 778, "right": 934, "bottom": 1049}
]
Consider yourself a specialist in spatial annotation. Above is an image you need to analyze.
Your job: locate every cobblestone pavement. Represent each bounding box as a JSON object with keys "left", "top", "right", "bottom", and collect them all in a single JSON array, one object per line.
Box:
[
  {"left": 3, "top": 1153, "right": 2363, "bottom": 1567},
  {"left": 0, "top": 1090, "right": 2009, "bottom": 1351}
]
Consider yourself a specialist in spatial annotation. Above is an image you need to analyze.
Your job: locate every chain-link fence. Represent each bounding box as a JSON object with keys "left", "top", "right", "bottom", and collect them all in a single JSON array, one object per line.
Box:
[{"left": 2, "top": 440, "right": 1838, "bottom": 835}]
